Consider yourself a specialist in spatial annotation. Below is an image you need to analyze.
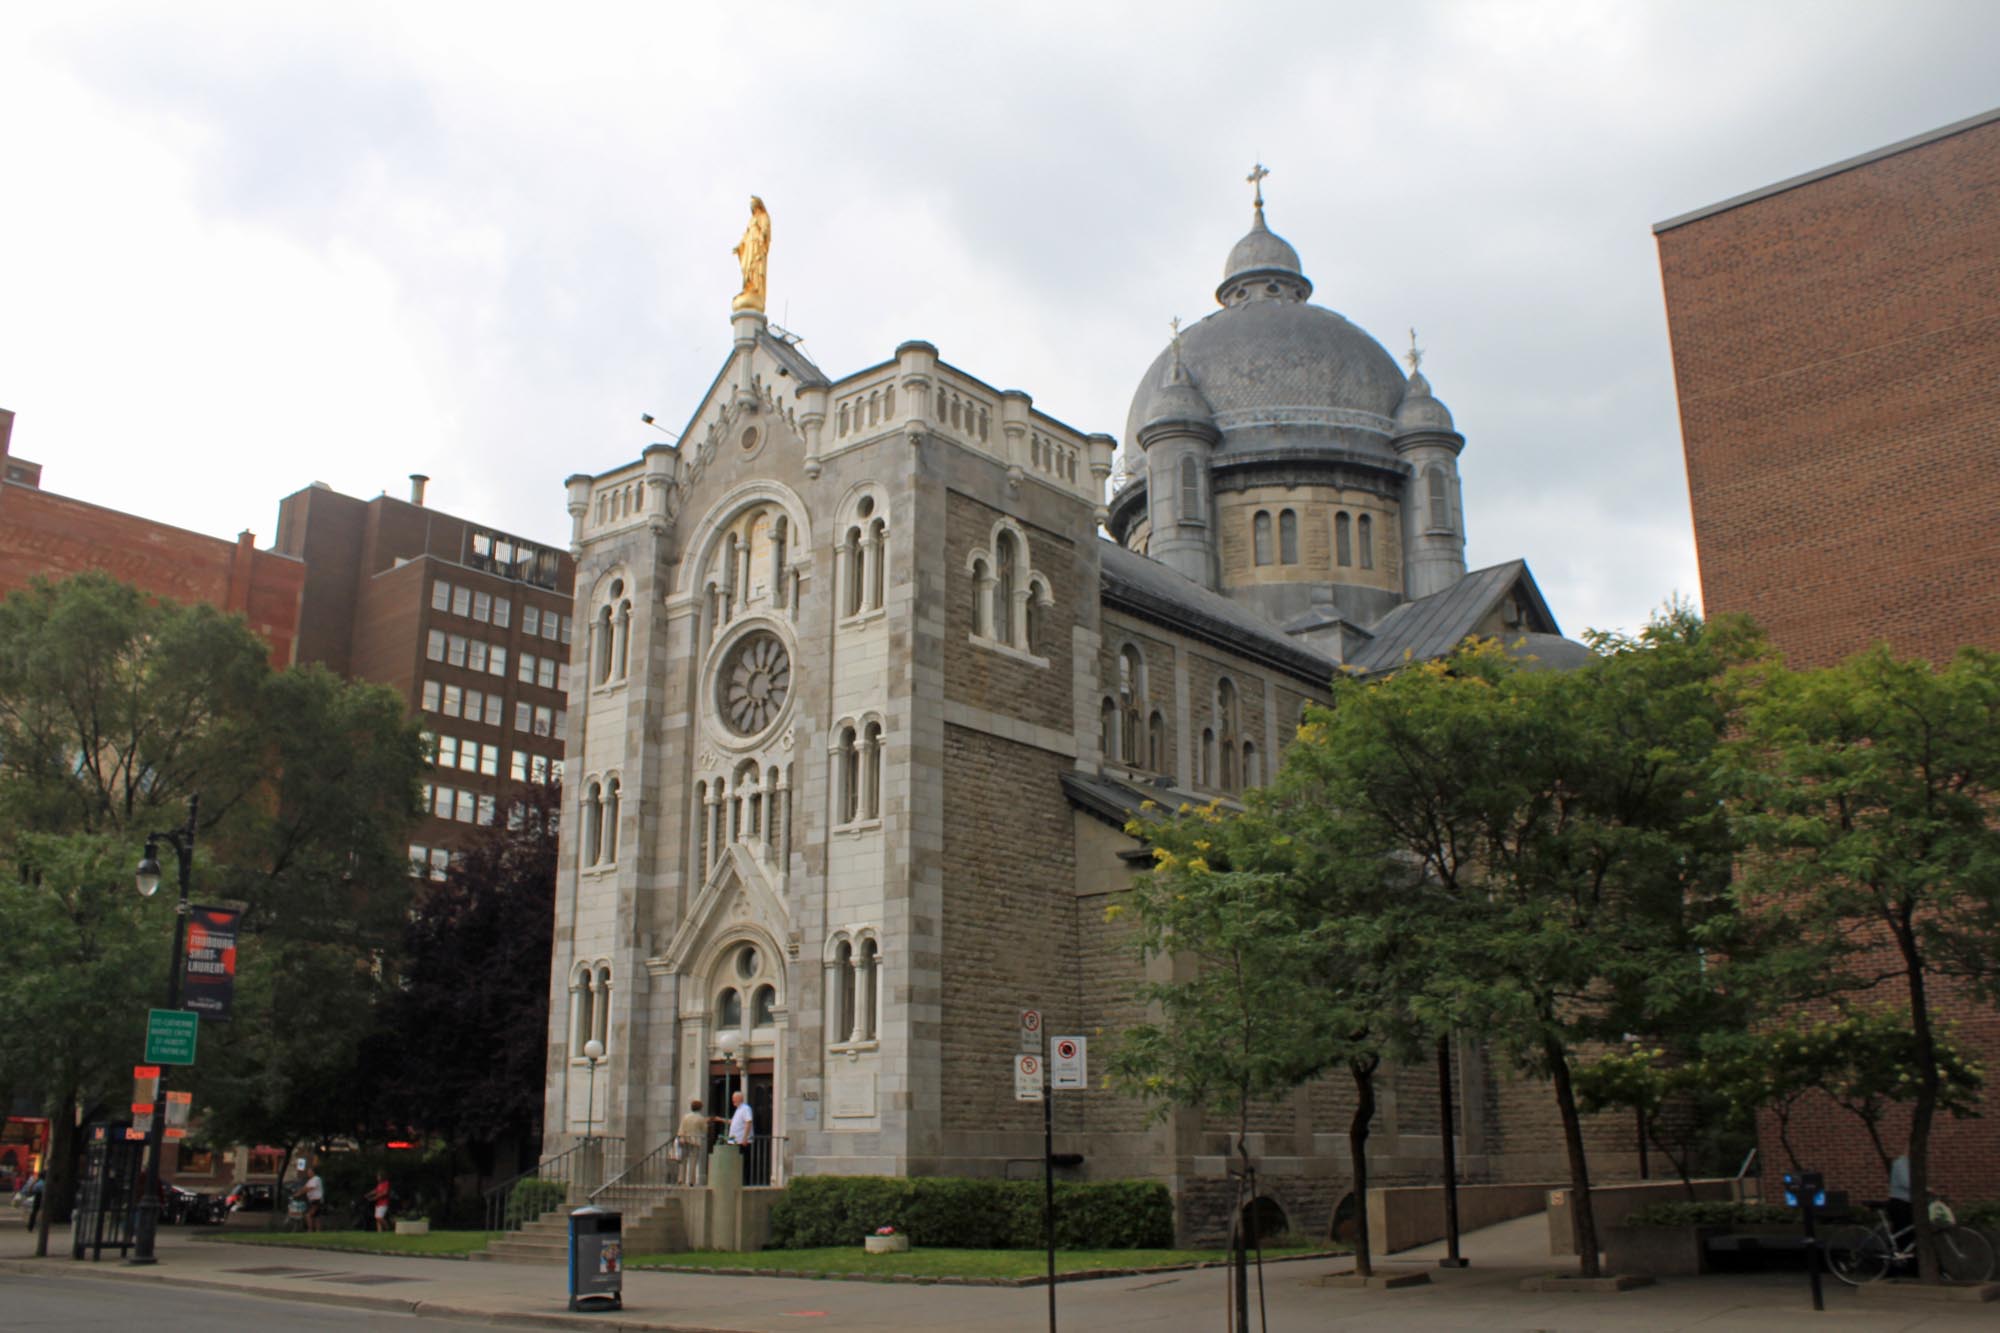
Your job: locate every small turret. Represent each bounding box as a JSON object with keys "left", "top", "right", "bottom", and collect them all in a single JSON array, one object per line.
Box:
[
  {"left": 1392, "top": 333, "right": 1467, "bottom": 599},
  {"left": 1137, "top": 322, "right": 1220, "bottom": 588}
]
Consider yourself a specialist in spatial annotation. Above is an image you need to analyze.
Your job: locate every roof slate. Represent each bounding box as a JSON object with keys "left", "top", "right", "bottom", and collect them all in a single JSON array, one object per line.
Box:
[
  {"left": 1344, "top": 560, "right": 1563, "bottom": 675},
  {"left": 1097, "top": 540, "right": 1337, "bottom": 686}
]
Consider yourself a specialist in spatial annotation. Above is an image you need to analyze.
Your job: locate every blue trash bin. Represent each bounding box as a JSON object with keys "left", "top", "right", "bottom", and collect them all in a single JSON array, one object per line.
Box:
[{"left": 568, "top": 1205, "right": 623, "bottom": 1311}]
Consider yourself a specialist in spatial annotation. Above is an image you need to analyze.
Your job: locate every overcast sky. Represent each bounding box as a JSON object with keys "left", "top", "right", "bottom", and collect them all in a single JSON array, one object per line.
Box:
[{"left": 3, "top": 1, "right": 1995, "bottom": 637}]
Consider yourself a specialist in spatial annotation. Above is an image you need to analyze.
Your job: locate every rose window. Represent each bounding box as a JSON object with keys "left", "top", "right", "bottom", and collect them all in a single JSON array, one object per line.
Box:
[{"left": 718, "top": 632, "right": 791, "bottom": 735}]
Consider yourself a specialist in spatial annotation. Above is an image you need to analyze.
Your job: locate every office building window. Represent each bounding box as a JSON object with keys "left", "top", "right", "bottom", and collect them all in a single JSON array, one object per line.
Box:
[
  {"left": 524, "top": 606, "right": 541, "bottom": 636},
  {"left": 426, "top": 630, "right": 446, "bottom": 662},
  {"left": 455, "top": 789, "right": 476, "bottom": 823},
  {"left": 518, "top": 653, "right": 536, "bottom": 685},
  {"left": 443, "top": 684, "right": 462, "bottom": 718},
  {"left": 421, "top": 680, "right": 441, "bottom": 712},
  {"left": 515, "top": 701, "right": 531, "bottom": 731},
  {"left": 452, "top": 586, "right": 471, "bottom": 617},
  {"left": 473, "top": 591, "right": 492, "bottom": 623},
  {"left": 447, "top": 634, "right": 468, "bottom": 668},
  {"left": 484, "top": 694, "right": 502, "bottom": 726},
  {"left": 431, "top": 581, "right": 451, "bottom": 612},
  {"left": 468, "top": 640, "right": 488, "bottom": 672},
  {"left": 436, "top": 736, "right": 458, "bottom": 769},
  {"left": 537, "top": 657, "right": 556, "bottom": 689},
  {"left": 489, "top": 646, "right": 506, "bottom": 678},
  {"left": 493, "top": 596, "right": 511, "bottom": 628}
]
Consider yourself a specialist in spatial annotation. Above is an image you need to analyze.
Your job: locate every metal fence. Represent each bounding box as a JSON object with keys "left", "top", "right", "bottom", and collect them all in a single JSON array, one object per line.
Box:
[{"left": 482, "top": 1137, "right": 626, "bottom": 1236}]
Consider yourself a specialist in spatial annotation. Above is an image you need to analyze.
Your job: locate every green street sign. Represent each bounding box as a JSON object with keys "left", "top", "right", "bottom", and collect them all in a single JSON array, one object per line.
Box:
[{"left": 145, "top": 1009, "right": 199, "bottom": 1066}]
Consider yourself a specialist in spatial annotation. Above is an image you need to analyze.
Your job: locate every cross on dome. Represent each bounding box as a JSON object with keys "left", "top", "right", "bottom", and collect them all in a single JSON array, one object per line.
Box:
[
  {"left": 1245, "top": 161, "right": 1270, "bottom": 218},
  {"left": 1405, "top": 328, "right": 1424, "bottom": 374}
]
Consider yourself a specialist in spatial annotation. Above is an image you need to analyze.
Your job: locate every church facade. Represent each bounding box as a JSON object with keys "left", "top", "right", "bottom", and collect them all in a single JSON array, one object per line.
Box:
[{"left": 544, "top": 195, "right": 1605, "bottom": 1239}]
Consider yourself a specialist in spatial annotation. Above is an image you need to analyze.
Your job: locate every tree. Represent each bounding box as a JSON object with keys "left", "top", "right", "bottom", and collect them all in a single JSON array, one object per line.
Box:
[
  {"left": 364, "top": 783, "right": 559, "bottom": 1182},
  {"left": 1722, "top": 645, "right": 2000, "bottom": 1279},
  {"left": 1273, "top": 613, "right": 1752, "bottom": 1276},
  {"left": 0, "top": 573, "right": 425, "bottom": 1243}
]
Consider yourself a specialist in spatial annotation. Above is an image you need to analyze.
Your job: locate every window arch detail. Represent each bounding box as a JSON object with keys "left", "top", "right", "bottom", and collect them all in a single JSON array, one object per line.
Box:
[
  {"left": 824, "top": 928, "right": 884, "bottom": 1047},
  {"left": 569, "top": 958, "right": 613, "bottom": 1058},
  {"left": 830, "top": 712, "right": 887, "bottom": 829},
  {"left": 966, "top": 518, "right": 1052, "bottom": 665}
]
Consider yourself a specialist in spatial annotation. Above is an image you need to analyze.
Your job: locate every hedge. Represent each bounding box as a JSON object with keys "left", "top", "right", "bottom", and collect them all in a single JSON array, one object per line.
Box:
[
  {"left": 770, "top": 1176, "right": 1173, "bottom": 1250},
  {"left": 1625, "top": 1200, "right": 1798, "bottom": 1228}
]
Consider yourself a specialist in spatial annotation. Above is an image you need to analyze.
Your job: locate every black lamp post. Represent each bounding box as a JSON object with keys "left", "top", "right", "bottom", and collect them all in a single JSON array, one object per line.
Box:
[{"left": 130, "top": 794, "right": 198, "bottom": 1266}]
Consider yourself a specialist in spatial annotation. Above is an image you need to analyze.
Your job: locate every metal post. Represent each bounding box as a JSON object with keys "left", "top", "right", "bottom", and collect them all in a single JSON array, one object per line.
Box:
[
  {"left": 1438, "top": 1034, "right": 1467, "bottom": 1268},
  {"left": 1043, "top": 1065, "right": 1056, "bottom": 1333},
  {"left": 132, "top": 795, "right": 197, "bottom": 1265}
]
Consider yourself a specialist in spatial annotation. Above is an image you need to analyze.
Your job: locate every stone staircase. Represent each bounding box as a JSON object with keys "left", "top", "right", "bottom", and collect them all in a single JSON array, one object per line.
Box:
[{"left": 474, "top": 1188, "right": 691, "bottom": 1264}]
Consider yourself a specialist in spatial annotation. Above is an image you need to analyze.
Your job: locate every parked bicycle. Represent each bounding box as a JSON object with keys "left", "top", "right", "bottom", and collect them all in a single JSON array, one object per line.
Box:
[{"left": 1825, "top": 1199, "right": 1994, "bottom": 1285}]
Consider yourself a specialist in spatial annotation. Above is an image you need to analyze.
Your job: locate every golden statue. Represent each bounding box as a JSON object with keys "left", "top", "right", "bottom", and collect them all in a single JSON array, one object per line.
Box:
[{"left": 732, "top": 195, "right": 771, "bottom": 312}]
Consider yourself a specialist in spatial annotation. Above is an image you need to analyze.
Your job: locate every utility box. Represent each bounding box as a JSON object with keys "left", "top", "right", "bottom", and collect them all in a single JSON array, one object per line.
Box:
[{"left": 567, "top": 1205, "right": 622, "bottom": 1311}]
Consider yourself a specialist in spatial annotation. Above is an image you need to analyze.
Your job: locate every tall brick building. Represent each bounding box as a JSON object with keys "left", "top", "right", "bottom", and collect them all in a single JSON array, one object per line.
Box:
[
  {"left": 0, "top": 407, "right": 306, "bottom": 664},
  {"left": 547, "top": 194, "right": 1626, "bottom": 1242},
  {"left": 1657, "top": 108, "right": 2000, "bottom": 1202},
  {"left": 273, "top": 480, "right": 577, "bottom": 872}
]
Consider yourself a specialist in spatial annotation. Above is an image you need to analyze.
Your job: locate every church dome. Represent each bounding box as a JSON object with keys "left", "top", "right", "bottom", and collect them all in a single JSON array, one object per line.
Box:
[{"left": 1128, "top": 203, "right": 1408, "bottom": 455}]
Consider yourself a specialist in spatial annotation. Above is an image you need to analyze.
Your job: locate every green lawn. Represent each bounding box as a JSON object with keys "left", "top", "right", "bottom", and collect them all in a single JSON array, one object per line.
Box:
[
  {"left": 627, "top": 1244, "right": 1336, "bottom": 1281},
  {"left": 199, "top": 1229, "right": 492, "bottom": 1257}
]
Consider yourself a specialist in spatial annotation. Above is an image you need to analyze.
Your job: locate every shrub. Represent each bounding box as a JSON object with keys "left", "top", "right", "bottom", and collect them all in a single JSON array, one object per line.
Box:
[
  {"left": 1626, "top": 1200, "right": 1797, "bottom": 1228},
  {"left": 769, "top": 1176, "right": 1174, "bottom": 1249},
  {"left": 1961, "top": 1201, "right": 2000, "bottom": 1231},
  {"left": 508, "top": 1176, "right": 568, "bottom": 1225}
]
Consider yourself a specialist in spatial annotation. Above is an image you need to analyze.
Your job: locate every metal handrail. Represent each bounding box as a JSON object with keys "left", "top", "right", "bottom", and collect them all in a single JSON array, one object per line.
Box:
[
  {"left": 482, "top": 1137, "right": 627, "bottom": 1236},
  {"left": 590, "top": 1135, "right": 700, "bottom": 1203}
]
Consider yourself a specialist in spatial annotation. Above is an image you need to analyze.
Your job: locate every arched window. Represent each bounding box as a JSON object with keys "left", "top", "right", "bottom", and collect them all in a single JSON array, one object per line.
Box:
[
  {"left": 1100, "top": 697, "right": 1119, "bottom": 760},
  {"left": 719, "top": 987, "right": 743, "bottom": 1029},
  {"left": 1218, "top": 679, "right": 1240, "bottom": 792},
  {"left": 838, "top": 725, "right": 860, "bottom": 824},
  {"left": 752, "top": 984, "right": 777, "bottom": 1027},
  {"left": 582, "top": 781, "right": 603, "bottom": 867},
  {"left": 831, "top": 940, "right": 855, "bottom": 1045},
  {"left": 593, "top": 965, "right": 611, "bottom": 1048},
  {"left": 861, "top": 721, "right": 883, "bottom": 820},
  {"left": 1279, "top": 509, "right": 1298, "bottom": 564},
  {"left": 614, "top": 600, "right": 632, "bottom": 679},
  {"left": 571, "top": 967, "right": 594, "bottom": 1052},
  {"left": 1253, "top": 511, "right": 1273, "bottom": 566},
  {"left": 993, "top": 532, "right": 1018, "bottom": 646},
  {"left": 1148, "top": 710, "right": 1166, "bottom": 772},
  {"left": 1427, "top": 466, "right": 1451, "bottom": 531},
  {"left": 602, "top": 777, "right": 621, "bottom": 863},
  {"left": 594, "top": 605, "right": 614, "bottom": 684},
  {"left": 1179, "top": 456, "right": 1201, "bottom": 525},
  {"left": 970, "top": 556, "right": 993, "bottom": 637},
  {"left": 858, "top": 936, "right": 879, "bottom": 1040},
  {"left": 1335, "top": 512, "right": 1353, "bottom": 567},
  {"left": 1118, "top": 645, "right": 1144, "bottom": 762},
  {"left": 694, "top": 780, "right": 710, "bottom": 880},
  {"left": 1243, "top": 741, "right": 1259, "bottom": 788},
  {"left": 1025, "top": 577, "right": 1050, "bottom": 655},
  {"left": 1201, "top": 728, "right": 1215, "bottom": 787},
  {"left": 843, "top": 527, "right": 864, "bottom": 616},
  {"left": 1358, "top": 513, "right": 1374, "bottom": 570},
  {"left": 868, "top": 518, "right": 887, "bottom": 610}
]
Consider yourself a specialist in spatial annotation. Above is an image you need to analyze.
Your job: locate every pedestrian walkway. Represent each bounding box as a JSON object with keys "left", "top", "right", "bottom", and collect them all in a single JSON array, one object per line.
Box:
[{"left": 2, "top": 1215, "right": 1992, "bottom": 1330}]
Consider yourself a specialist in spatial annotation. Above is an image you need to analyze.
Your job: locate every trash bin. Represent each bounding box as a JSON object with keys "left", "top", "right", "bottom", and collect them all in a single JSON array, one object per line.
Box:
[{"left": 568, "top": 1205, "right": 623, "bottom": 1312}]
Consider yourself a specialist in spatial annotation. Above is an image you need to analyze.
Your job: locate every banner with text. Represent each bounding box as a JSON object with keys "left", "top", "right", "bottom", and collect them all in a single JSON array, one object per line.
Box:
[{"left": 183, "top": 905, "right": 240, "bottom": 1020}]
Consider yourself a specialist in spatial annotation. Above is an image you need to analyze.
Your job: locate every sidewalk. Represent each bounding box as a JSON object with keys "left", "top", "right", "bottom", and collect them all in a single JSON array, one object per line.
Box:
[{"left": 2, "top": 1215, "right": 1993, "bottom": 1330}]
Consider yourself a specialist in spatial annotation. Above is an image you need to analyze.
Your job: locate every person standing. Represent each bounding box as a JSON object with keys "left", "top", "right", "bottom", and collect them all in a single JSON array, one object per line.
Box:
[
  {"left": 366, "top": 1172, "right": 392, "bottom": 1233},
  {"left": 303, "top": 1164, "right": 326, "bottom": 1233},
  {"left": 676, "top": 1100, "right": 710, "bottom": 1186},
  {"left": 21, "top": 1173, "right": 42, "bottom": 1232},
  {"left": 727, "top": 1091, "right": 756, "bottom": 1183}
]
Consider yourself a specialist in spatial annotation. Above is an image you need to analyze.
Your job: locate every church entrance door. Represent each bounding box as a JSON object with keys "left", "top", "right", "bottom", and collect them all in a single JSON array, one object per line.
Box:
[{"left": 708, "top": 1059, "right": 775, "bottom": 1185}]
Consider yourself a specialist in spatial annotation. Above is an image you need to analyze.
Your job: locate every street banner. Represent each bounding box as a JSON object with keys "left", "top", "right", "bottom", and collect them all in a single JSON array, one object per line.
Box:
[{"left": 183, "top": 905, "right": 240, "bottom": 1020}]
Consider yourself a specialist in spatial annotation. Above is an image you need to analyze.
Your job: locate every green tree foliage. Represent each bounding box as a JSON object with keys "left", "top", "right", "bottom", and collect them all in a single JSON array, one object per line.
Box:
[
  {"left": 0, "top": 573, "right": 425, "bottom": 1240},
  {"left": 1722, "top": 645, "right": 2000, "bottom": 1278},
  {"left": 362, "top": 784, "right": 559, "bottom": 1181}
]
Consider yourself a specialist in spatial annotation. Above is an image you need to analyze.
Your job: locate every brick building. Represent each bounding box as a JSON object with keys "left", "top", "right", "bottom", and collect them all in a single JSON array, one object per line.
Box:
[
  {"left": 0, "top": 408, "right": 305, "bottom": 664},
  {"left": 272, "top": 479, "right": 577, "bottom": 871},
  {"left": 547, "top": 194, "right": 1632, "bottom": 1244},
  {"left": 1657, "top": 108, "right": 2000, "bottom": 1202}
]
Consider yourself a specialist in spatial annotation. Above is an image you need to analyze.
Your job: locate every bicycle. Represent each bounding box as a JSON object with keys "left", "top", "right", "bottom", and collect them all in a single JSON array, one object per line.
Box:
[{"left": 1825, "top": 1199, "right": 1994, "bottom": 1284}]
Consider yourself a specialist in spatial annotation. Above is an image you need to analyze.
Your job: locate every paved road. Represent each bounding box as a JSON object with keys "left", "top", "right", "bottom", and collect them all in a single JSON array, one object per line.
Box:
[{"left": 6, "top": 1273, "right": 502, "bottom": 1331}]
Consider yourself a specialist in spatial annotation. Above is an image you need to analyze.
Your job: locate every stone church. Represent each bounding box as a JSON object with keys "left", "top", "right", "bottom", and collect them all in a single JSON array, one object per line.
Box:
[{"left": 544, "top": 189, "right": 1600, "bottom": 1239}]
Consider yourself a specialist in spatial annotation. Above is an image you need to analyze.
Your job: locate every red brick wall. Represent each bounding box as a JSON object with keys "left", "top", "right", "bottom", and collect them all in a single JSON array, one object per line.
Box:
[
  {"left": 1660, "top": 114, "right": 2000, "bottom": 1205},
  {"left": 1659, "top": 115, "right": 2000, "bottom": 672},
  {"left": 0, "top": 483, "right": 304, "bottom": 665}
]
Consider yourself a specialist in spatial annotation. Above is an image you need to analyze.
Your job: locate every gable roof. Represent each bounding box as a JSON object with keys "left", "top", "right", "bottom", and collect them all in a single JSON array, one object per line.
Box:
[
  {"left": 1344, "top": 560, "right": 1565, "bottom": 676},
  {"left": 1097, "top": 539, "right": 1336, "bottom": 687}
]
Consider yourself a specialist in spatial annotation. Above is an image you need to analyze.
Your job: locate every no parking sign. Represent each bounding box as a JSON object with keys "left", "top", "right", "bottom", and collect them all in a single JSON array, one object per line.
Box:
[{"left": 1051, "top": 1036, "right": 1087, "bottom": 1090}]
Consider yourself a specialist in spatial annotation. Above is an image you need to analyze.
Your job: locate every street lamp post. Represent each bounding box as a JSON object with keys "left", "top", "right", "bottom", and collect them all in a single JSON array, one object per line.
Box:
[
  {"left": 131, "top": 794, "right": 199, "bottom": 1266},
  {"left": 581, "top": 1039, "right": 605, "bottom": 1141}
]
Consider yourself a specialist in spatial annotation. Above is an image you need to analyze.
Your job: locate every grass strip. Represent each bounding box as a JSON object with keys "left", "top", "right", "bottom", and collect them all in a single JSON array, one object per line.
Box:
[{"left": 626, "top": 1244, "right": 1340, "bottom": 1283}]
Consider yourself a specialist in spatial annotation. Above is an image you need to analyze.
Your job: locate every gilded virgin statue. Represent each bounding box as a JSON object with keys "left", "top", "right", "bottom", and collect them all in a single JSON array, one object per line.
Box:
[{"left": 732, "top": 195, "right": 771, "bottom": 312}]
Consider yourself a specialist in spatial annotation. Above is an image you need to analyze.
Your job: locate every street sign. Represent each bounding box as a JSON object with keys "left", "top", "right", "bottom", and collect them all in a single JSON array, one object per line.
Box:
[
  {"left": 1018, "top": 1009, "right": 1043, "bottom": 1052},
  {"left": 144, "top": 1008, "right": 199, "bottom": 1066},
  {"left": 1015, "top": 1054, "right": 1044, "bottom": 1101},
  {"left": 133, "top": 1065, "right": 160, "bottom": 1106},
  {"left": 131, "top": 1102, "right": 154, "bottom": 1135},
  {"left": 1051, "top": 1036, "right": 1088, "bottom": 1090}
]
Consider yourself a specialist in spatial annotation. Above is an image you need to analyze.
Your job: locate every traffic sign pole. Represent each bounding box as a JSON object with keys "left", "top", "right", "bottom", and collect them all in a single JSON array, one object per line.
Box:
[
  {"left": 1043, "top": 1053, "right": 1056, "bottom": 1333},
  {"left": 131, "top": 794, "right": 198, "bottom": 1266}
]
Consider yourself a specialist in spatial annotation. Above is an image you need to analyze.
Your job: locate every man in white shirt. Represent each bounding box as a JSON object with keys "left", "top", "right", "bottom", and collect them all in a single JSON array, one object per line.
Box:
[
  {"left": 727, "top": 1091, "right": 754, "bottom": 1148},
  {"left": 304, "top": 1167, "right": 326, "bottom": 1233}
]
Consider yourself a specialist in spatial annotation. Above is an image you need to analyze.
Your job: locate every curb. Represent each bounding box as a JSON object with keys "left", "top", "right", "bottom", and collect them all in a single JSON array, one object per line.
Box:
[
  {"left": 1, "top": 1256, "right": 759, "bottom": 1332},
  {"left": 626, "top": 1247, "right": 1349, "bottom": 1288},
  {"left": 190, "top": 1234, "right": 476, "bottom": 1260}
]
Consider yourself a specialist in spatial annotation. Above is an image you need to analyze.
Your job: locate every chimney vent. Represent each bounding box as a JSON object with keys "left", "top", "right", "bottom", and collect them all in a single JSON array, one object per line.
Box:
[{"left": 409, "top": 474, "right": 430, "bottom": 506}]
